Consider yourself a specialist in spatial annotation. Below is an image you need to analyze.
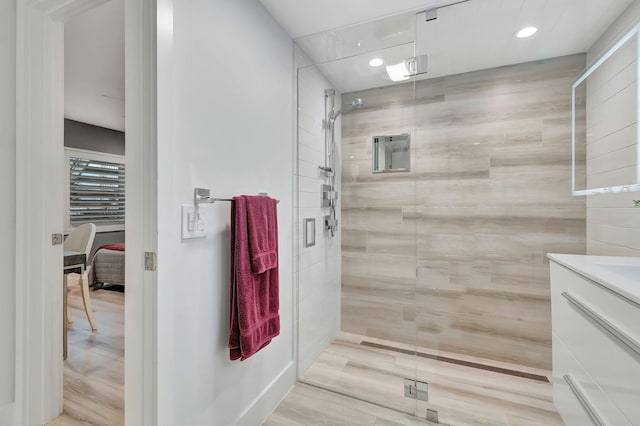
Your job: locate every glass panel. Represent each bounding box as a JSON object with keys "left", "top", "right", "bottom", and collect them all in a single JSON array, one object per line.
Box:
[
  {"left": 296, "top": 12, "right": 415, "bottom": 64},
  {"left": 295, "top": 32, "right": 420, "bottom": 416},
  {"left": 413, "top": 2, "right": 586, "bottom": 424}
]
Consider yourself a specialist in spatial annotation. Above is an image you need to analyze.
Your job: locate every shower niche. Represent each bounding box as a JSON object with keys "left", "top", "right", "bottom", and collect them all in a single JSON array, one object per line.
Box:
[{"left": 372, "top": 134, "right": 410, "bottom": 173}]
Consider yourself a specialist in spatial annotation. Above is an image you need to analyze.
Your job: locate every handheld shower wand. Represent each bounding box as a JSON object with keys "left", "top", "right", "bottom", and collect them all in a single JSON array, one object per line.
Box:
[
  {"left": 321, "top": 96, "right": 365, "bottom": 237},
  {"left": 329, "top": 98, "right": 364, "bottom": 122}
]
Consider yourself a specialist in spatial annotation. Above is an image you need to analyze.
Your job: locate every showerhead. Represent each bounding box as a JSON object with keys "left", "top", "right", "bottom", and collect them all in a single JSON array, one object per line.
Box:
[{"left": 330, "top": 98, "right": 364, "bottom": 121}]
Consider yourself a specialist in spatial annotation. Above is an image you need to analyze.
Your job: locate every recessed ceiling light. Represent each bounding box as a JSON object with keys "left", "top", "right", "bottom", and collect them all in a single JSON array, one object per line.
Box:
[
  {"left": 369, "top": 58, "right": 384, "bottom": 67},
  {"left": 516, "top": 26, "right": 538, "bottom": 38}
]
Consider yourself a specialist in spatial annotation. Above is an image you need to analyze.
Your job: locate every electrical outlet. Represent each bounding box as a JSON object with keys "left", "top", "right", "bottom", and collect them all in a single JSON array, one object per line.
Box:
[{"left": 181, "top": 205, "right": 206, "bottom": 239}]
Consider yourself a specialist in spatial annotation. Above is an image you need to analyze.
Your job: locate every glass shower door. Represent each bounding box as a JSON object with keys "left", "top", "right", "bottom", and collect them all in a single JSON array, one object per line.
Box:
[
  {"left": 412, "top": 2, "right": 579, "bottom": 424},
  {"left": 336, "top": 69, "right": 421, "bottom": 415},
  {"left": 295, "top": 20, "right": 422, "bottom": 418}
]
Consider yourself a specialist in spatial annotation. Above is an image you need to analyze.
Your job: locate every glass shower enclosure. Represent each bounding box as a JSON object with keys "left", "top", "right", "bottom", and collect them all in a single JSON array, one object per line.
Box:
[{"left": 294, "top": 2, "right": 582, "bottom": 424}]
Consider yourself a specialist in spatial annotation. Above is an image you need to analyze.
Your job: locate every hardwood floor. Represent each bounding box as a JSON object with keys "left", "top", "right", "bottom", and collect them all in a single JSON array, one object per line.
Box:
[
  {"left": 48, "top": 287, "right": 124, "bottom": 426},
  {"left": 294, "top": 332, "right": 564, "bottom": 426}
]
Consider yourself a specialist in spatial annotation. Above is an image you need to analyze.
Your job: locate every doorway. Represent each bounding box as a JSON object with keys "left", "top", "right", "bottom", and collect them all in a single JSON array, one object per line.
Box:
[
  {"left": 59, "top": 3, "right": 126, "bottom": 422},
  {"left": 14, "top": 0, "right": 157, "bottom": 424}
]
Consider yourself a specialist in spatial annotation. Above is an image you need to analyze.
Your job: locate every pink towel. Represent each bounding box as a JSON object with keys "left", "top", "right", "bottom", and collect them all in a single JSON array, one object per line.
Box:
[{"left": 228, "top": 195, "right": 280, "bottom": 361}]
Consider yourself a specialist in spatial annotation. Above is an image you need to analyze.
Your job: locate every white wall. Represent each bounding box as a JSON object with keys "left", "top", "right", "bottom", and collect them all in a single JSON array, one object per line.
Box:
[
  {"left": 64, "top": 0, "right": 125, "bottom": 132},
  {"left": 295, "top": 48, "right": 342, "bottom": 374},
  {"left": 586, "top": 0, "right": 640, "bottom": 257},
  {"left": 156, "top": 1, "right": 295, "bottom": 424},
  {"left": 0, "top": 0, "right": 16, "bottom": 422}
]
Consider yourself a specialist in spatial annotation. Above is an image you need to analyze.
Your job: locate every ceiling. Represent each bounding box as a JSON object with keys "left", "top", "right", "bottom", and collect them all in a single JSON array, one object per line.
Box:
[
  {"left": 65, "top": 0, "right": 125, "bottom": 132},
  {"left": 288, "top": 0, "right": 633, "bottom": 93},
  {"left": 258, "top": 0, "right": 445, "bottom": 39},
  {"left": 62, "top": 0, "right": 634, "bottom": 124}
]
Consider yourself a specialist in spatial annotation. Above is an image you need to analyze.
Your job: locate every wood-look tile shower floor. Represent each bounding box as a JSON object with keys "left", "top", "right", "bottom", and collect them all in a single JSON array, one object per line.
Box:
[{"left": 268, "top": 332, "right": 564, "bottom": 425}]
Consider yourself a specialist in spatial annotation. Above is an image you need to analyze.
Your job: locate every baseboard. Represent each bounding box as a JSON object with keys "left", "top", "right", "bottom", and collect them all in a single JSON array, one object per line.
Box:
[
  {"left": 235, "top": 361, "right": 296, "bottom": 426},
  {"left": 0, "top": 402, "right": 14, "bottom": 426}
]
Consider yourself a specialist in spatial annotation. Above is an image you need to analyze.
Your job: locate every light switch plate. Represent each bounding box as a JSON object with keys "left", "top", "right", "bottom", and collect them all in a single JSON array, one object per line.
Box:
[{"left": 181, "top": 205, "right": 206, "bottom": 239}]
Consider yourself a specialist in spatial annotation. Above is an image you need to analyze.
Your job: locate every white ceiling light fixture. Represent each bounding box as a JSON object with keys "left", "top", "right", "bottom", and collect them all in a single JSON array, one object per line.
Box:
[
  {"left": 516, "top": 26, "right": 538, "bottom": 38},
  {"left": 386, "top": 61, "right": 411, "bottom": 82},
  {"left": 369, "top": 57, "right": 384, "bottom": 67}
]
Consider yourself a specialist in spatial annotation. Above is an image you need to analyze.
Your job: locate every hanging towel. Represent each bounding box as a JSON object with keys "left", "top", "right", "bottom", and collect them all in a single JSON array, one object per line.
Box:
[
  {"left": 228, "top": 195, "right": 280, "bottom": 361},
  {"left": 246, "top": 197, "right": 279, "bottom": 274}
]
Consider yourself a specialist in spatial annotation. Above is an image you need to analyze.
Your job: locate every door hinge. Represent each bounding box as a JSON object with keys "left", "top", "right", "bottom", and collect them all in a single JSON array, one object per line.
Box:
[
  {"left": 52, "top": 233, "right": 63, "bottom": 246},
  {"left": 426, "top": 409, "right": 439, "bottom": 423},
  {"left": 404, "top": 378, "right": 428, "bottom": 401},
  {"left": 144, "top": 251, "right": 157, "bottom": 271}
]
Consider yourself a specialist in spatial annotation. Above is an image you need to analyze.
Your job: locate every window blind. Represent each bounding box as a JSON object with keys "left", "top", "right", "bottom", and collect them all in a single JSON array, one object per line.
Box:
[{"left": 69, "top": 156, "right": 125, "bottom": 225}]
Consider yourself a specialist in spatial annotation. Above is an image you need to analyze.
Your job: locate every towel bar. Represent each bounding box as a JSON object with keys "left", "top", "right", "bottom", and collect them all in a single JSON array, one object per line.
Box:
[{"left": 194, "top": 188, "right": 280, "bottom": 205}]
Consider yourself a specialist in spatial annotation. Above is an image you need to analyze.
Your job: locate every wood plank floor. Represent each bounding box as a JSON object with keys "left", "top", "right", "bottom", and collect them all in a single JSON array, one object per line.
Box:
[
  {"left": 48, "top": 287, "right": 124, "bottom": 426},
  {"left": 294, "top": 332, "right": 564, "bottom": 426}
]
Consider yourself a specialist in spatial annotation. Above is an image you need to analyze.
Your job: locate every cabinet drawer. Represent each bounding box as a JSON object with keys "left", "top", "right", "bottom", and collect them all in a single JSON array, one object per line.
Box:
[
  {"left": 553, "top": 334, "right": 630, "bottom": 425},
  {"left": 550, "top": 263, "right": 640, "bottom": 345},
  {"left": 552, "top": 290, "right": 640, "bottom": 423}
]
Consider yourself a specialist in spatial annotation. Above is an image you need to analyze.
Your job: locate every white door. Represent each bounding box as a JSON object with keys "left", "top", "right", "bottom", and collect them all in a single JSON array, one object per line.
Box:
[{"left": 15, "top": 2, "right": 66, "bottom": 423}]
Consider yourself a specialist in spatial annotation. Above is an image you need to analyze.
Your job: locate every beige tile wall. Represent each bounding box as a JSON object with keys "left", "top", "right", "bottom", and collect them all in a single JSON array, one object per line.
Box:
[{"left": 340, "top": 54, "right": 587, "bottom": 370}]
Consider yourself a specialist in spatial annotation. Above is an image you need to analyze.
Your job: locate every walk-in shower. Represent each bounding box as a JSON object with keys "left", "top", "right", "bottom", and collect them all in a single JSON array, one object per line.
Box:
[{"left": 291, "top": 0, "right": 618, "bottom": 423}]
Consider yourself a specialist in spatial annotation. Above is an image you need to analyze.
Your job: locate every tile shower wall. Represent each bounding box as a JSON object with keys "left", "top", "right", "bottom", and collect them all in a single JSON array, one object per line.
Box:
[
  {"left": 296, "top": 60, "right": 342, "bottom": 374},
  {"left": 586, "top": 0, "right": 640, "bottom": 257},
  {"left": 341, "top": 54, "right": 587, "bottom": 370}
]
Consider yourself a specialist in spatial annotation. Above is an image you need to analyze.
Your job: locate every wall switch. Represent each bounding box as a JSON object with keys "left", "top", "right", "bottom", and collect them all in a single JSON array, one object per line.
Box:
[{"left": 182, "top": 205, "right": 206, "bottom": 239}]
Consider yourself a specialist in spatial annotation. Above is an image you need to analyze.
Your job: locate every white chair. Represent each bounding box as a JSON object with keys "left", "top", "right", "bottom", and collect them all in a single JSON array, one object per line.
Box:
[{"left": 64, "top": 223, "right": 97, "bottom": 331}]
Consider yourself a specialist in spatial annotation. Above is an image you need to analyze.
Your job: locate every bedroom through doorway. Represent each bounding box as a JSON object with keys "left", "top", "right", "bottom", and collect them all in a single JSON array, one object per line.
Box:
[{"left": 57, "top": 0, "right": 126, "bottom": 423}]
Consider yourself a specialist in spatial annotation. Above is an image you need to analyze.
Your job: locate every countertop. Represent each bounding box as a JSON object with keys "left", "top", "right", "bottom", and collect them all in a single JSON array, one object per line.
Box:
[{"left": 547, "top": 254, "right": 640, "bottom": 306}]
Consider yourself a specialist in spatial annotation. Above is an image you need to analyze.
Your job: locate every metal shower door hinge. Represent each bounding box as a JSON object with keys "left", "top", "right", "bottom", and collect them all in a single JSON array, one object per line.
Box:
[
  {"left": 424, "top": 8, "right": 437, "bottom": 21},
  {"left": 404, "top": 378, "right": 428, "bottom": 401},
  {"left": 144, "top": 252, "right": 157, "bottom": 271},
  {"left": 426, "top": 409, "right": 439, "bottom": 423}
]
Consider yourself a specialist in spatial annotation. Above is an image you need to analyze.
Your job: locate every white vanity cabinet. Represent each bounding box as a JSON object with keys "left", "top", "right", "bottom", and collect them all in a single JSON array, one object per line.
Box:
[{"left": 548, "top": 254, "right": 640, "bottom": 426}]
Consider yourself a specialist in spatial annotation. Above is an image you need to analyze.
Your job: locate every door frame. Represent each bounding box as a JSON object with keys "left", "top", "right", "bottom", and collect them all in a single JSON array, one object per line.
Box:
[{"left": 14, "top": 0, "right": 158, "bottom": 424}]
